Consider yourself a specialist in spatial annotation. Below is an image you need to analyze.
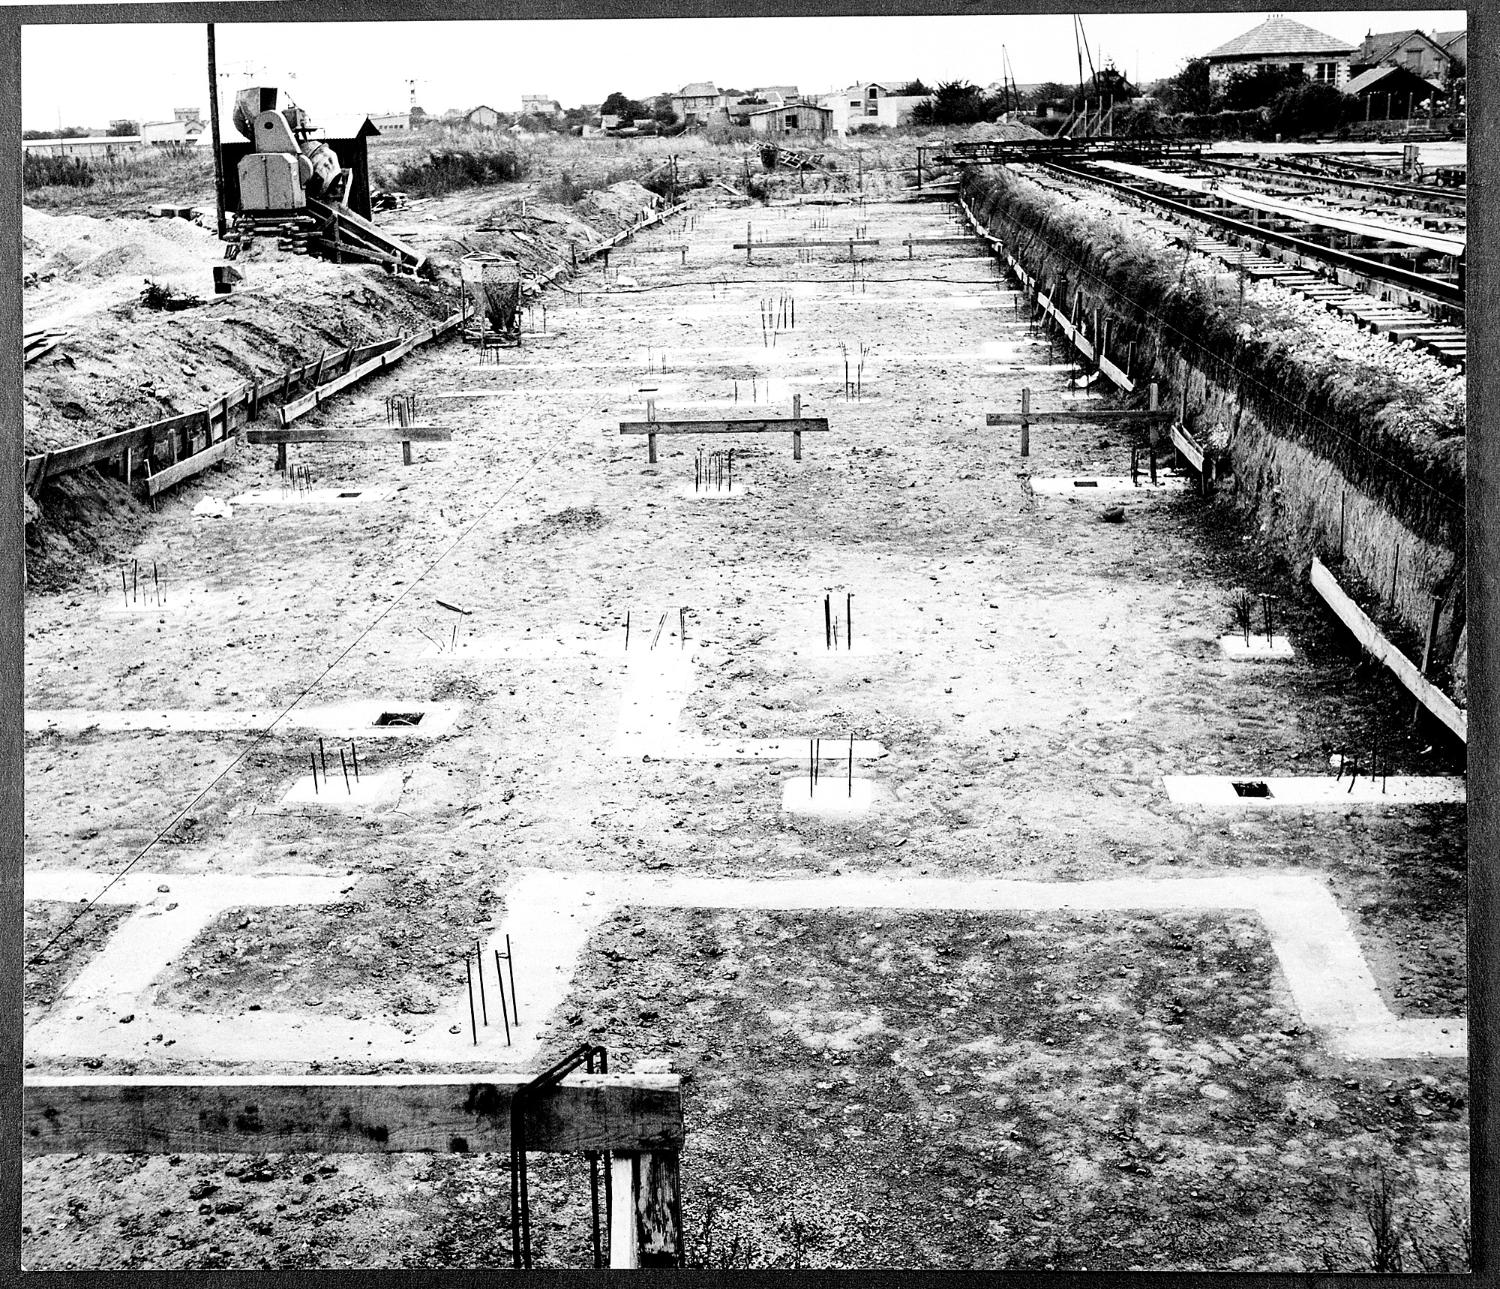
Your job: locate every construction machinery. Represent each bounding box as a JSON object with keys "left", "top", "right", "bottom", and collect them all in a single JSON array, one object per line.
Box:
[{"left": 224, "top": 87, "right": 427, "bottom": 275}]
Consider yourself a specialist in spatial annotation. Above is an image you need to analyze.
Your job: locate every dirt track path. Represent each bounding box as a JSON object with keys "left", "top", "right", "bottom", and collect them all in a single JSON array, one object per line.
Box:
[{"left": 23, "top": 192, "right": 1466, "bottom": 1270}]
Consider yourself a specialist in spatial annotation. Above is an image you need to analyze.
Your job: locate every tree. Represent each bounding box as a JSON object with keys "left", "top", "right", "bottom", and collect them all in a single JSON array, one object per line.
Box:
[
  {"left": 899, "top": 79, "right": 932, "bottom": 96},
  {"left": 1026, "top": 81, "right": 1073, "bottom": 111},
  {"left": 650, "top": 95, "right": 678, "bottom": 125},
  {"left": 911, "top": 79, "right": 993, "bottom": 126},
  {"left": 410, "top": 105, "right": 429, "bottom": 125},
  {"left": 107, "top": 119, "right": 138, "bottom": 136},
  {"left": 1155, "top": 58, "right": 1211, "bottom": 114},
  {"left": 599, "top": 91, "right": 647, "bottom": 121}
]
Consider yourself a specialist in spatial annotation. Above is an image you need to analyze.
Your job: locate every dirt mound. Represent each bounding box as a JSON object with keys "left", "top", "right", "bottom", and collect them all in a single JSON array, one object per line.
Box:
[{"left": 24, "top": 208, "right": 215, "bottom": 282}]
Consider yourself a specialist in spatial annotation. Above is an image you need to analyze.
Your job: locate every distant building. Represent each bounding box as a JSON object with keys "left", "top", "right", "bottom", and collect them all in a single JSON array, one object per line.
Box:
[
  {"left": 367, "top": 110, "right": 410, "bottom": 132},
  {"left": 671, "top": 82, "right": 724, "bottom": 125},
  {"left": 1353, "top": 28, "right": 1465, "bottom": 81},
  {"left": 820, "top": 81, "right": 924, "bottom": 134},
  {"left": 1203, "top": 15, "right": 1355, "bottom": 89},
  {"left": 23, "top": 134, "right": 145, "bottom": 159},
  {"left": 172, "top": 107, "right": 201, "bottom": 124},
  {"left": 751, "top": 85, "right": 799, "bottom": 106},
  {"left": 521, "top": 95, "right": 563, "bottom": 118},
  {"left": 1343, "top": 63, "right": 1445, "bottom": 115},
  {"left": 747, "top": 100, "right": 833, "bottom": 138},
  {"left": 465, "top": 104, "right": 502, "bottom": 129},
  {"left": 141, "top": 117, "right": 206, "bottom": 146}
]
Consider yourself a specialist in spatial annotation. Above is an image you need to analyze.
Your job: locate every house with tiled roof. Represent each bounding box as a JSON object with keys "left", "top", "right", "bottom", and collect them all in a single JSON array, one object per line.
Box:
[
  {"left": 1353, "top": 28, "right": 1463, "bottom": 82},
  {"left": 670, "top": 82, "right": 725, "bottom": 125},
  {"left": 1203, "top": 14, "right": 1355, "bottom": 90}
]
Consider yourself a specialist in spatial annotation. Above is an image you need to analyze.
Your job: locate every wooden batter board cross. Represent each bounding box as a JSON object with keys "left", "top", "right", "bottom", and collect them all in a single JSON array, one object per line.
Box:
[
  {"left": 621, "top": 395, "right": 828, "bottom": 462},
  {"left": 986, "top": 382, "right": 1169, "bottom": 457},
  {"left": 248, "top": 424, "right": 454, "bottom": 471}
]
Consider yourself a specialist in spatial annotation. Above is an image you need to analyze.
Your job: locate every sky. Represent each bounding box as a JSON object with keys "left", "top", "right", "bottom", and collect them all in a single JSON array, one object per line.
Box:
[{"left": 21, "top": 10, "right": 1466, "bottom": 132}]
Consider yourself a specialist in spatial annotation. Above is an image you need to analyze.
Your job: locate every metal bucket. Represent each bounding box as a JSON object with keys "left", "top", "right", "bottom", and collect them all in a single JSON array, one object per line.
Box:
[{"left": 460, "top": 256, "right": 522, "bottom": 344}]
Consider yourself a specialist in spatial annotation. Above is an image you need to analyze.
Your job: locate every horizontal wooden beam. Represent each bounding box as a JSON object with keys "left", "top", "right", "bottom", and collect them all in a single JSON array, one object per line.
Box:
[
  {"left": 621, "top": 418, "right": 829, "bottom": 436},
  {"left": 986, "top": 410, "right": 1169, "bottom": 426},
  {"left": 901, "top": 236, "right": 979, "bottom": 246},
  {"left": 1310, "top": 557, "right": 1466, "bottom": 741},
  {"left": 733, "top": 239, "right": 879, "bottom": 250},
  {"left": 248, "top": 426, "right": 454, "bottom": 445},
  {"left": 144, "top": 434, "right": 237, "bottom": 498},
  {"left": 22, "top": 1072, "right": 684, "bottom": 1157}
]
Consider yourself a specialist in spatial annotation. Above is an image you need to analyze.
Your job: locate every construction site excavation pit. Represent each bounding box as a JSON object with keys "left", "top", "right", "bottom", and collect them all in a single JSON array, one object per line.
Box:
[{"left": 22, "top": 135, "right": 1469, "bottom": 1274}]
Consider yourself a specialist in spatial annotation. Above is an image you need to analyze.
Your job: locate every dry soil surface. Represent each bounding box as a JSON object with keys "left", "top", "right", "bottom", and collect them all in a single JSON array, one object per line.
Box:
[{"left": 22, "top": 188, "right": 1467, "bottom": 1270}]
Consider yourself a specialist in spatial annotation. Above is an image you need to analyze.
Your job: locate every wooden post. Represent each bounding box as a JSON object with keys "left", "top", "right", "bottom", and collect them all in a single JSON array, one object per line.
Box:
[
  {"left": 275, "top": 443, "right": 288, "bottom": 473},
  {"left": 402, "top": 439, "right": 413, "bottom": 466},
  {"left": 1413, "top": 594, "right": 1443, "bottom": 728},
  {"left": 792, "top": 394, "right": 802, "bottom": 460},
  {"left": 1020, "top": 387, "right": 1030, "bottom": 457},
  {"left": 206, "top": 24, "right": 226, "bottom": 240},
  {"left": 746, "top": 221, "right": 752, "bottom": 263},
  {"left": 635, "top": 1152, "right": 684, "bottom": 1266}
]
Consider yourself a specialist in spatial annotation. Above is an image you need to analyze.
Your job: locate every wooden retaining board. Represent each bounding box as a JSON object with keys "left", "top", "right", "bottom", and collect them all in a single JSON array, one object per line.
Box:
[
  {"left": 144, "top": 434, "right": 237, "bottom": 497},
  {"left": 22, "top": 1072, "right": 684, "bottom": 1156},
  {"left": 1310, "top": 557, "right": 1466, "bottom": 741}
]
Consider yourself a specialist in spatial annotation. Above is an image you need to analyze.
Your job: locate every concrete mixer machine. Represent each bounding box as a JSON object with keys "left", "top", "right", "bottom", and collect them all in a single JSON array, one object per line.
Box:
[{"left": 225, "top": 87, "right": 426, "bottom": 275}]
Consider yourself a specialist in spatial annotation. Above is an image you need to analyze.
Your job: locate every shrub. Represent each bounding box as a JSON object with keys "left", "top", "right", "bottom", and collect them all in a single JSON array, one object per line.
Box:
[
  {"left": 1264, "top": 82, "right": 1348, "bottom": 138},
  {"left": 387, "top": 147, "right": 531, "bottom": 198},
  {"left": 24, "top": 154, "right": 94, "bottom": 189}
]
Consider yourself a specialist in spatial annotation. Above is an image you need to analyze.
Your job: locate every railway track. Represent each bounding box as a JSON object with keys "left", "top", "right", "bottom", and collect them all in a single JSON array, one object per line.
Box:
[{"left": 1026, "top": 160, "right": 1465, "bottom": 368}]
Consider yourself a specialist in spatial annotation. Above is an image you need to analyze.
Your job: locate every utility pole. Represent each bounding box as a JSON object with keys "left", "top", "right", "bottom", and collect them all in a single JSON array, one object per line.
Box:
[{"left": 207, "top": 23, "right": 226, "bottom": 239}]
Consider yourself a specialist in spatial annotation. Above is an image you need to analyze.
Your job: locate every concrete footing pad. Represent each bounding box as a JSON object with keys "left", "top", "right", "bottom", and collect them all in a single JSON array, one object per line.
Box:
[
  {"left": 1163, "top": 774, "right": 1465, "bottom": 807},
  {"left": 1218, "top": 634, "right": 1297, "bottom": 660},
  {"left": 24, "top": 700, "right": 462, "bottom": 739}
]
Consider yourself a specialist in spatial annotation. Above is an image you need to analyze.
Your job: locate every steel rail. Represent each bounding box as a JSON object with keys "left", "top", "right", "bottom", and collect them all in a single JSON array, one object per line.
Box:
[
  {"left": 1203, "top": 155, "right": 1467, "bottom": 208},
  {"left": 1044, "top": 161, "right": 1464, "bottom": 309}
]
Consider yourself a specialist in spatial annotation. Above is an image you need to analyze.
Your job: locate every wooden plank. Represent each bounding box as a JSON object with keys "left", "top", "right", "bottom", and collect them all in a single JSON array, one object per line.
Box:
[
  {"left": 1171, "top": 423, "right": 1206, "bottom": 472},
  {"left": 32, "top": 410, "right": 206, "bottom": 482},
  {"left": 1310, "top": 557, "right": 1467, "bottom": 741},
  {"left": 22, "top": 1072, "right": 684, "bottom": 1157},
  {"left": 987, "top": 410, "right": 1169, "bottom": 426},
  {"left": 901, "top": 236, "right": 978, "bottom": 246},
  {"left": 144, "top": 434, "right": 237, "bottom": 497},
  {"left": 247, "top": 426, "right": 454, "bottom": 445},
  {"left": 620, "top": 418, "right": 828, "bottom": 436}
]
